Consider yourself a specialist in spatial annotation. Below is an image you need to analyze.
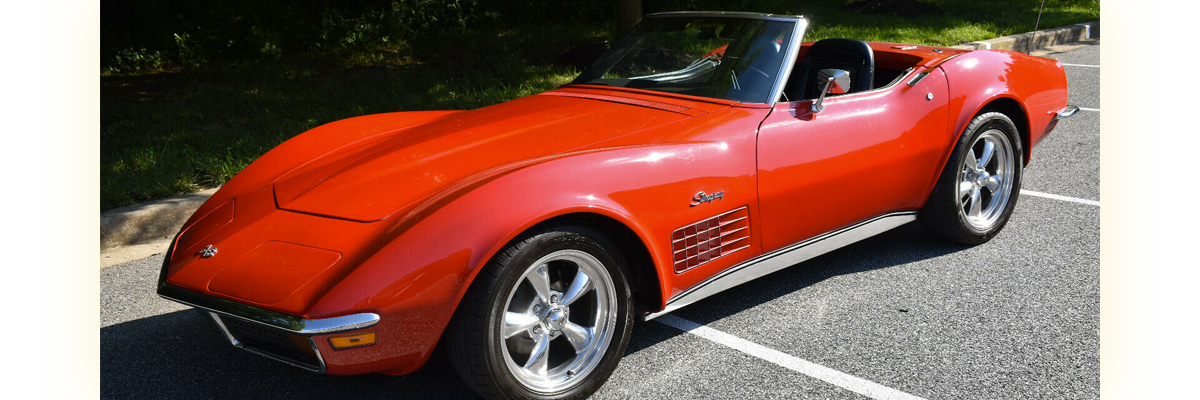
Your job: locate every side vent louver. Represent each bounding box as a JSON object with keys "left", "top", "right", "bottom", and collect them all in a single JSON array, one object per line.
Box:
[{"left": 671, "top": 207, "right": 751, "bottom": 273}]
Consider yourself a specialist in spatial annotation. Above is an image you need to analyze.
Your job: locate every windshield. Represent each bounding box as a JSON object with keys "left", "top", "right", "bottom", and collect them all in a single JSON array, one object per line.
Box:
[{"left": 572, "top": 16, "right": 797, "bottom": 103}]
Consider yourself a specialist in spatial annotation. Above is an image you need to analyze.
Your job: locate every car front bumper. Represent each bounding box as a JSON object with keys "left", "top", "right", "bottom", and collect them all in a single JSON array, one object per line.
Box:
[{"left": 157, "top": 283, "right": 380, "bottom": 373}]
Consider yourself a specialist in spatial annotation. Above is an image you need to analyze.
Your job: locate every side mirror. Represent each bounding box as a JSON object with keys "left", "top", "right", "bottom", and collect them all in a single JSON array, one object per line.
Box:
[{"left": 811, "top": 69, "right": 850, "bottom": 113}]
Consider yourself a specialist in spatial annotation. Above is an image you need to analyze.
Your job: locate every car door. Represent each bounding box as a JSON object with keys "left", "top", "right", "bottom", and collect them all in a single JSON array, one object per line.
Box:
[{"left": 755, "top": 68, "right": 951, "bottom": 252}]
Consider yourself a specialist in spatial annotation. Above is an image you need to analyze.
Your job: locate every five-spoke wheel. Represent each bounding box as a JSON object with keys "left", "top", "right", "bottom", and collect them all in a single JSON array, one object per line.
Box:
[
  {"left": 447, "top": 227, "right": 633, "bottom": 400},
  {"left": 957, "top": 128, "right": 1016, "bottom": 231},
  {"left": 500, "top": 249, "right": 618, "bottom": 393},
  {"left": 920, "top": 111, "right": 1023, "bottom": 244}
]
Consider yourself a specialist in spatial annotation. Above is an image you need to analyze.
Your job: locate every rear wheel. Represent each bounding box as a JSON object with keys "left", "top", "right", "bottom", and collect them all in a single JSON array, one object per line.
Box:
[
  {"left": 447, "top": 226, "right": 633, "bottom": 400},
  {"left": 920, "top": 111, "right": 1023, "bottom": 244}
]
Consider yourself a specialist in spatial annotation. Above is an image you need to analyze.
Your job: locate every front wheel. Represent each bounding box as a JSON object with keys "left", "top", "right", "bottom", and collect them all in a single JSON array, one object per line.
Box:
[
  {"left": 920, "top": 111, "right": 1023, "bottom": 245},
  {"left": 447, "top": 226, "right": 634, "bottom": 400}
]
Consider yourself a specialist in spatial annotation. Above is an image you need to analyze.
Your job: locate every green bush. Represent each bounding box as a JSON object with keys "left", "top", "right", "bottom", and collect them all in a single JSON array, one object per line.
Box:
[{"left": 102, "top": 0, "right": 486, "bottom": 73}]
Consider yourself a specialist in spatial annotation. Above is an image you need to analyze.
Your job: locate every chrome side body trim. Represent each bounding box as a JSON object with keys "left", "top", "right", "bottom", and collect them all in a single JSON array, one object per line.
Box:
[
  {"left": 644, "top": 211, "right": 918, "bottom": 320},
  {"left": 158, "top": 283, "right": 380, "bottom": 335}
]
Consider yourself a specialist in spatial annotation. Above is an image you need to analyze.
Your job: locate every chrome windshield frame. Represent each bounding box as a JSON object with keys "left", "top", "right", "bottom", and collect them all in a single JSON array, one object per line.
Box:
[
  {"left": 645, "top": 12, "right": 809, "bottom": 105},
  {"left": 645, "top": 11, "right": 805, "bottom": 23},
  {"left": 581, "top": 12, "right": 809, "bottom": 105},
  {"left": 768, "top": 17, "right": 808, "bottom": 104}
]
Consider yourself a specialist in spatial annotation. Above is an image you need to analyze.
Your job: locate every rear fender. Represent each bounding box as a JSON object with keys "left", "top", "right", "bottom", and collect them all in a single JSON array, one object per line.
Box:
[{"left": 939, "top": 50, "right": 1068, "bottom": 165}]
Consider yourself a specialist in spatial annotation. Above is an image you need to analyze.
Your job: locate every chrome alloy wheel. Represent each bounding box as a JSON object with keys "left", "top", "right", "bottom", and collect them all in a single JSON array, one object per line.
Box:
[
  {"left": 957, "top": 129, "right": 1016, "bottom": 231},
  {"left": 500, "top": 249, "right": 618, "bottom": 394}
]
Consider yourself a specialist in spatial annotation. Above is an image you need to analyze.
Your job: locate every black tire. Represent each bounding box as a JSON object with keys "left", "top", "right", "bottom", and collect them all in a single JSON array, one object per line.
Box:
[
  {"left": 446, "top": 226, "right": 634, "bottom": 400},
  {"left": 920, "top": 111, "right": 1024, "bottom": 245}
]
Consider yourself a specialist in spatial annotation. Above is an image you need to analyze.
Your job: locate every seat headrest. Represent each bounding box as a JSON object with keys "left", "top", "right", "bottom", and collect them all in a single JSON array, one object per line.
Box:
[
  {"left": 807, "top": 39, "right": 875, "bottom": 66},
  {"left": 792, "top": 38, "right": 876, "bottom": 99}
]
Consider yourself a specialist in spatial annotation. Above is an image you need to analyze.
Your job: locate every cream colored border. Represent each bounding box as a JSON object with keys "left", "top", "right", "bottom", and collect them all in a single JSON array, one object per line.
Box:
[
  {"left": 38, "top": 0, "right": 99, "bottom": 396},
  {"left": 1099, "top": 0, "right": 1166, "bottom": 396},
  {"left": 1161, "top": 0, "right": 1190, "bottom": 396}
]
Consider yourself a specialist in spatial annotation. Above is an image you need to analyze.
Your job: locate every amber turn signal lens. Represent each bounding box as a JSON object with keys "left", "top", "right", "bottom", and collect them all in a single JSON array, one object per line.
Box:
[{"left": 329, "top": 331, "right": 377, "bottom": 349}]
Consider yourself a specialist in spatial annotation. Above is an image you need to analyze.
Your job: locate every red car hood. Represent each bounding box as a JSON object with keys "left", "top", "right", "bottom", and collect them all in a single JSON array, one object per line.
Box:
[{"left": 272, "top": 88, "right": 716, "bottom": 222}]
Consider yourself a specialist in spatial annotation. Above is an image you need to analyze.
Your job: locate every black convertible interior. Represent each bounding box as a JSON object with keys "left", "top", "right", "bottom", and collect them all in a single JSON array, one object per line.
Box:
[{"left": 782, "top": 38, "right": 916, "bottom": 102}]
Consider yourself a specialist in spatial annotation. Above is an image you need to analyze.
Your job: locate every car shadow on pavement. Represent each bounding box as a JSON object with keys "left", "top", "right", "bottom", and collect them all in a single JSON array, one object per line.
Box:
[
  {"left": 101, "top": 309, "right": 478, "bottom": 399},
  {"left": 622, "top": 221, "right": 969, "bottom": 355},
  {"left": 101, "top": 222, "right": 963, "bottom": 399}
]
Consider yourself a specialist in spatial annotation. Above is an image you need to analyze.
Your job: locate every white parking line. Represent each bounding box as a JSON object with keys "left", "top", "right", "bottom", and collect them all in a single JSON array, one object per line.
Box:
[
  {"left": 656, "top": 314, "right": 927, "bottom": 400},
  {"left": 1021, "top": 189, "right": 1100, "bottom": 206},
  {"left": 1063, "top": 63, "right": 1100, "bottom": 68},
  {"left": 1080, "top": 107, "right": 1100, "bottom": 112}
]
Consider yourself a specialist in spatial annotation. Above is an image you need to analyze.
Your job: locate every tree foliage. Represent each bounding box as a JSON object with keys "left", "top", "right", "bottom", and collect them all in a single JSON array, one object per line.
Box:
[
  {"left": 103, "top": 0, "right": 479, "bottom": 72},
  {"left": 102, "top": 0, "right": 636, "bottom": 72}
]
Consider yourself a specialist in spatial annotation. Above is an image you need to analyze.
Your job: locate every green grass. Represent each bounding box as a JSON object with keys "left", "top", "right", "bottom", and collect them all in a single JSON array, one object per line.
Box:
[
  {"left": 101, "top": 0, "right": 1098, "bottom": 210},
  {"left": 793, "top": 0, "right": 1100, "bottom": 44}
]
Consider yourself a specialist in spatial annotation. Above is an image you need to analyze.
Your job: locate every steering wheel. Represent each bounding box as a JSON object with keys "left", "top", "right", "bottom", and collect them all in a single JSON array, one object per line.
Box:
[
  {"left": 742, "top": 66, "right": 771, "bottom": 80},
  {"left": 731, "top": 65, "right": 773, "bottom": 93}
]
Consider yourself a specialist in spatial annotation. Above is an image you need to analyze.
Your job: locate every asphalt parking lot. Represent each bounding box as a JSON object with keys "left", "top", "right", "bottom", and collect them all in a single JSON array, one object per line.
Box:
[{"left": 101, "top": 42, "right": 1100, "bottom": 399}]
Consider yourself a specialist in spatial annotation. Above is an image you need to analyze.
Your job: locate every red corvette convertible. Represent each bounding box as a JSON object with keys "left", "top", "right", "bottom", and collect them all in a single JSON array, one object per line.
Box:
[{"left": 158, "top": 11, "right": 1076, "bottom": 399}]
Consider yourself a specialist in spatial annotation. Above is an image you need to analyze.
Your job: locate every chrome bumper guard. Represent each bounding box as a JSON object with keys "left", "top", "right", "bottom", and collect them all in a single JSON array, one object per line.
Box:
[
  {"left": 1056, "top": 105, "right": 1080, "bottom": 119},
  {"left": 1039, "top": 105, "right": 1080, "bottom": 140},
  {"left": 157, "top": 283, "right": 380, "bottom": 373}
]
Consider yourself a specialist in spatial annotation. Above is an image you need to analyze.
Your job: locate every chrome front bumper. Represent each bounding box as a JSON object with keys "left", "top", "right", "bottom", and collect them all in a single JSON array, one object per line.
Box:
[{"left": 157, "top": 282, "right": 380, "bottom": 373}]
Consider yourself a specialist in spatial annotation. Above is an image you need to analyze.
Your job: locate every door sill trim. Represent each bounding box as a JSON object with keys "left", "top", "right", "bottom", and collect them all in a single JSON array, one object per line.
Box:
[{"left": 644, "top": 211, "right": 917, "bottom": 320}]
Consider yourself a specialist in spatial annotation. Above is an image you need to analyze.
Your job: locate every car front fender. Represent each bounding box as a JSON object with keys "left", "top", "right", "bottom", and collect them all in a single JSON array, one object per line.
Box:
[{"left": 307, "top": 136, "right": 759, "bottom": 374}]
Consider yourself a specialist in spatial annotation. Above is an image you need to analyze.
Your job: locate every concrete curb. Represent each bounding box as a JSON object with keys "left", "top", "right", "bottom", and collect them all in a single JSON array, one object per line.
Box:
[
  {"left": 98, "top": 20, "right": 1101, "bottom": 260},
  {"left": 951, "top": 20, "right": 1099, "bottom": 52},
  {"left": 100, "top": 188, "right": 217, "bottom": 251}
]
